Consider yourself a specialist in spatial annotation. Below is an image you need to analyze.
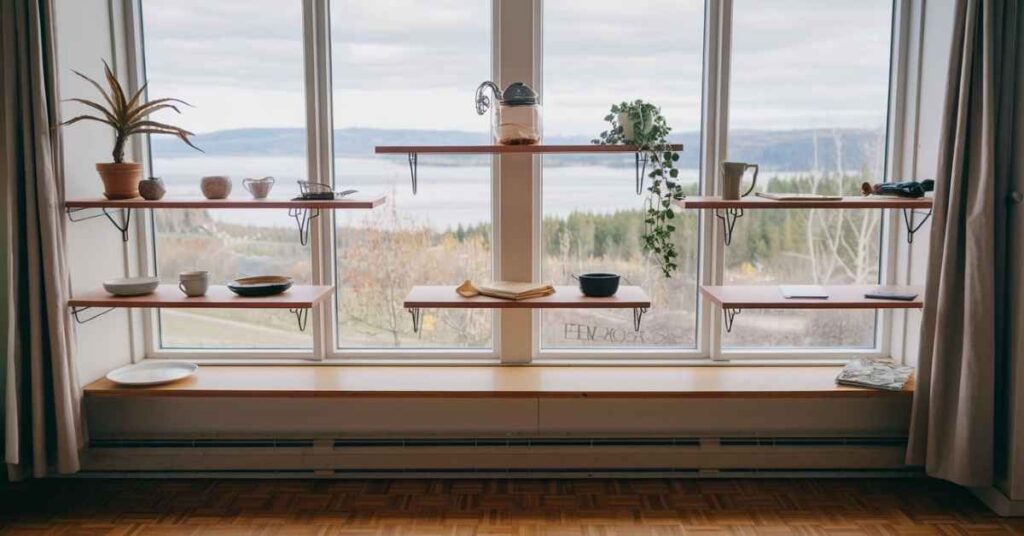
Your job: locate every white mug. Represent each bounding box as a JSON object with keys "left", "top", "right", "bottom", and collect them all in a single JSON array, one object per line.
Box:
[{"left": 178, "top": 271, "right": 209, "bottom": 297}]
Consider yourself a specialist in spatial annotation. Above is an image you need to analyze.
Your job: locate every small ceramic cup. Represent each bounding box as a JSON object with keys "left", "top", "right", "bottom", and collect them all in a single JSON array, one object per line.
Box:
[
  {"left": 242, "top": 176, "right": 275, "bottom": 199},
  {"left": 201, "top": 176, "right": 232, "bottom": 199},
  {"left": 178, "top": 270, "right": 209, "bottom": 297}
]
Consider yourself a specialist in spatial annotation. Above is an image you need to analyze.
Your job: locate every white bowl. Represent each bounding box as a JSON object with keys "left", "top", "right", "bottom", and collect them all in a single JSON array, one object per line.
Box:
[{"left": 103, "top": 276, "right": 160, "bottom": 297}]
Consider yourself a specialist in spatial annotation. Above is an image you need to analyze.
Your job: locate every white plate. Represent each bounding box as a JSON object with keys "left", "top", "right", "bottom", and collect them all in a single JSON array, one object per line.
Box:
[{"left": 106, "top": 361, "right": 198, "bottom": 386}]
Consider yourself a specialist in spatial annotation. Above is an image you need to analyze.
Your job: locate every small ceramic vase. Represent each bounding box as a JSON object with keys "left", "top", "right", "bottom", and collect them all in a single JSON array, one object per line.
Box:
[
  {"left": 201, "top": 176, "right": 232, "bottom": 199},
  {"left": 138, "top": 177, "right": 167, "bottom": 200}
]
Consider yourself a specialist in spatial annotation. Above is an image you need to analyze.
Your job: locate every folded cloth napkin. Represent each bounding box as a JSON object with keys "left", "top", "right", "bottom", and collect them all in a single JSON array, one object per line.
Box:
[{"left": 456, "top": 280, "right": 555, "bottom": 300}]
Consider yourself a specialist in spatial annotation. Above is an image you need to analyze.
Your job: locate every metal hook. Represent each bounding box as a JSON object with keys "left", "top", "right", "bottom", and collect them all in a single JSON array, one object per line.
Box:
[
  {"left": 902, "top": 207, "right": 932, "bottom": 244},
  {"left": 714, "top": 207, "right": 744, "bottom": 246},
  {"left": 408, "top": 153, "right": 418, "bottom": 195},
  {"left": 66, "top": 207, "right": 132, "bottom": 242},
  {"left": 723, "top": 308, "right": 741, "bottom": 332},
  {"left": 635, "top": 152, "right": 648, "bottom": 195},
  {"left": 408, "top": 307, "right": 422, "bottom": 334},
  {"left": 70, "top": 306, "right": 115, "bottom": 324},
  {"left": 289, "top": 308, "right": 309, "bottom": 331},
  {"left": 632, "top": 307, "right": 648, "bottom": 332},
  {"left": 287, "top": 207, "right": 320, "bottom": 246}
]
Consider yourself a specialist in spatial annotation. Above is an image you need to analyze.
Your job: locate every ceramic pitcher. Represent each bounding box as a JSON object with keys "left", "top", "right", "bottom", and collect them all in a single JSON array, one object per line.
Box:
[{"left": 720, "top": 162, "right": 759, "bottom": 200}]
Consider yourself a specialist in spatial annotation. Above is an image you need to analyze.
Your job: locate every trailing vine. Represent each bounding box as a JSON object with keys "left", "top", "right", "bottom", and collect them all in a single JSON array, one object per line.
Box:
[{"left": 592, "top": 100, "right": 684, "bottom": 277}]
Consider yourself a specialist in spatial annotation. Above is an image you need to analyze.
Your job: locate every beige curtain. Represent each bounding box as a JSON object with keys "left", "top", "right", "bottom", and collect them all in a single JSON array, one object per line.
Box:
[
  {"left": 907, "top": 0, "right": 1020, "bottom": 486},
  {"left": 1, "top": 0, "right": 84, "bottom": 478}
]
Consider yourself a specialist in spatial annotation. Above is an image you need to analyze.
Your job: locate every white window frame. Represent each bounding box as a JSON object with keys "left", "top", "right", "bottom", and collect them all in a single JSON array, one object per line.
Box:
[{"left": 125, "top": 0, "right": 917, "bottom": 365}]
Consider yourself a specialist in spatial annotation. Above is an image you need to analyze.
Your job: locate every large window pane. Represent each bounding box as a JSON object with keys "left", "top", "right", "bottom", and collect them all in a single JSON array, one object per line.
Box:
[
  {"left": 331, "top": 1, "right": 493, "bottom": 349},
  {"left": 724, "top": 0, "right": 893, "bottom": 348},
  {"left": 143, "top": 0, "right": 311, "bottom": 349},
  {"left": 541, "top": 0, "right": 704, "bottom": 350}
]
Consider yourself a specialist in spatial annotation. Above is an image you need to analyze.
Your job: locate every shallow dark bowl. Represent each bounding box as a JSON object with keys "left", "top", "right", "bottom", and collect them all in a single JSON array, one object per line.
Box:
[
  {"left": 227, "top": 275, "right": 293, "bottom": 297},
  {"left": 576, "top": 272, "right": 620, "bottom": 298}
]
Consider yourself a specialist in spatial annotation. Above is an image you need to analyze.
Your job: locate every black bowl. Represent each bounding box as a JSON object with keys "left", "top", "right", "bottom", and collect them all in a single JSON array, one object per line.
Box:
[
  {"left": 227, "top": 275, "right": 293, "bottom": 297},
  {"left": 575, "top": 273, "right": 620, "bottom": 298}
]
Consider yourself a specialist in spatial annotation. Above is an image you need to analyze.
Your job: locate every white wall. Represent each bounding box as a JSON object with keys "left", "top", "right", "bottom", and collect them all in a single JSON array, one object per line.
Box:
[{"left": 56, "top": 0, "right": 136, "bottom": 383}]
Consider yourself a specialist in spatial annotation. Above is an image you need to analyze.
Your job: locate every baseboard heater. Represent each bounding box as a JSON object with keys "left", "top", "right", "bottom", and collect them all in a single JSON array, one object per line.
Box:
[{"left": 82, "top": 436, "right": 911, "bottom": 474}]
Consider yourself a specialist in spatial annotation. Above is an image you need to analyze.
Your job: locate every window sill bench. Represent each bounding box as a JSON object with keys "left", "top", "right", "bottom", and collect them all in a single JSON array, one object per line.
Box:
[{"left": 83, "top": 365, "right": 913, "bottom": 399}]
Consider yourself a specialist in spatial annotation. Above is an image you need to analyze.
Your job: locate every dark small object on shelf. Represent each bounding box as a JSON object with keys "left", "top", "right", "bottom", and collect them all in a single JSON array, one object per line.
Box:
[
  {"left": 573, "top": 273, "right": 620, "bottom": 298},
  {"left": 227, "top": 275, "right": 293, "bottom": 297},
  {"left": 860, "top": 180, "right": 931, "bottom": 198},
  {"left": 865, "top": 289, "right": 919, "bottom": 301},
  {"left": 294, "top": 180, "right": 359, "bottom": 201}
]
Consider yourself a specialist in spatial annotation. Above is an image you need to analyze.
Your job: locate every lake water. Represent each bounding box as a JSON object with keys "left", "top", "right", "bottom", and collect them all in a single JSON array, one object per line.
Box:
[{"left": 151, "top": 155, "right": 703, "bottom": 230}]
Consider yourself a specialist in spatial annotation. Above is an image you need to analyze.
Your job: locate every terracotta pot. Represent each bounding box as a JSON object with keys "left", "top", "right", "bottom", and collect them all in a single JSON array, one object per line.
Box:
[{"left": 96, "top": 162, "right": 143, "bottom": 199}]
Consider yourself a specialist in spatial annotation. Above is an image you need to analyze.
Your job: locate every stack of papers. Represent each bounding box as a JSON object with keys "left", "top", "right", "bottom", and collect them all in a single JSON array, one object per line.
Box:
[
  {"left": 836, "top": 358, "right": 914, "bottom": 391},
  {"left": 457, "top": 280, "right": 555, "bottom": 300}
]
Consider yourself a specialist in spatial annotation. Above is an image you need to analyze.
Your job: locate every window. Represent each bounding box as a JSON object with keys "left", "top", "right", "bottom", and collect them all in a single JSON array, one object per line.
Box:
[
  {"left": 133, "top": 0, "right": 905, "bottom": 361},
  {"left": 722, "top": 0, "right": 894, "bottom": 350},
  {"left": 541, "top": 0, "right": 704, "bottom": 351},
  {"left": 142, "top": 0, "right": 311, "bottom": 350}
]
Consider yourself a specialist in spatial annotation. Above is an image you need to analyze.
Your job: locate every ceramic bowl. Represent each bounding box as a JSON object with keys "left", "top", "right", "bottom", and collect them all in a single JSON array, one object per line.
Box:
[
  {"left": 227, "top": 275, "right": 293, "bottom": 297},
  {"left": 201, "top": 176, "right": 232, "bottom": 199},
  {"left": 103, "top": 276, "right": 160, "bottom": 297},
  {"left": 574, "top": 273, "right": 620, "bottom": 298}
]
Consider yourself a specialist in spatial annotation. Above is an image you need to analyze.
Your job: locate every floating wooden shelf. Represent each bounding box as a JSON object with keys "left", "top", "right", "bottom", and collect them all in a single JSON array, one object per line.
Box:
[
  {"left": 674, "top": 195, "right": 934, "bottom": 245},
  {"left": 701, "top": 284, "right": 924, "bottom": 310},
  {"left": 404, "top": 285, "right": 650, "bottom": 309},
  {"left": 375, "top": 144, "right": 683, "bottom": 155},
  {"left": 674, "top": 195, "right": 932, "bottom": 210},
  {"left": 67, "top": 285, "right": 333, "bottom": 330},
  {"left": 65, "top": 196, "right": 386, "bottom": 244},
  {"left": 65, "top": 196, "right": 386, "bottom": 210},
  {"left": 69, "top": 285, "right": 333, "bottom": 309},
  {"left": 403, "top": 285, "right": 652, "bottom": 332}
]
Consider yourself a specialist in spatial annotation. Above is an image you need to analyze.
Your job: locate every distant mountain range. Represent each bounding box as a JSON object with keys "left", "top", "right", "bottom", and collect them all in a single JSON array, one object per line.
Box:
[{"left": 152, "top": 127, "right": 886, "bottom": 172}]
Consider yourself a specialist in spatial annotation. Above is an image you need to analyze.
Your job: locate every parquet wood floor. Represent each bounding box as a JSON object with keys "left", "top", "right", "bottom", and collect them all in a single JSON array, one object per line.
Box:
[{"left": 0, "top": 478, "right": 1021, "bottom": 535}]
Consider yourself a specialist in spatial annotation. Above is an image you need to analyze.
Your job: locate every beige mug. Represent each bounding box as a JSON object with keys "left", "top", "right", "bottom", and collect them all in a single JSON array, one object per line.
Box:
[
  {"left": 178, "top": 270, "right": 209, "bottom": 297},
  {"left": 242, "top": 176, "right": 275, "bottom": 199},
  {"left": 721, "top": 162, "right": 759, "bottom": 200}
]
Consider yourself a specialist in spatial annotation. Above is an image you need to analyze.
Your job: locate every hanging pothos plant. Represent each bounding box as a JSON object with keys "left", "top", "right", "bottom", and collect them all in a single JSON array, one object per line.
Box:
[{"left": 592, "top": 100, "right": 684, "bottom": 277}]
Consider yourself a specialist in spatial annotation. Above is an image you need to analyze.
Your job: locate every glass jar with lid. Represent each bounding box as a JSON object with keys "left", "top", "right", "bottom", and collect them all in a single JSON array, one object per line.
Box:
[{"left": 475, "top": 81, "right": 542, "bottom": 145}]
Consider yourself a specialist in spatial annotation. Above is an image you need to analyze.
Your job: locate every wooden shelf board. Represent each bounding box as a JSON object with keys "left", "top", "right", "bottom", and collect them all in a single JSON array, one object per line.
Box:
[
  {"left": 82, "top": 365, "right": 912, "bottom": 399},
  {"left": 65, "top": 196, "right": 386, "bottom": 210},
  {"left": 375, "top": 144, "right": 683, "bottom": 155},
  {"left": 674, "top": 195, "right": 933, "bottom": 210},
  {"left": 404, "top": 285, "right": 651, "bottom": 309},
  {"left": 700, "top": 285, "right": 924, "bottom": 310},
  {"left": 68, "top": 285, "right": 333, "bottom": 309}
]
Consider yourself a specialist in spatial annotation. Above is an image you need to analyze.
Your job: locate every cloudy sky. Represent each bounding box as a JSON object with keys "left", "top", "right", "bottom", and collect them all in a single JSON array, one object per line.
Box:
[{"left": 139, "top": 0, "right": 893, "bottom": 137}]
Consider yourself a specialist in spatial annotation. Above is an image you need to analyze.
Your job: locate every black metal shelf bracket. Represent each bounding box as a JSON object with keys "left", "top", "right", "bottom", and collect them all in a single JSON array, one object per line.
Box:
[
  {"left": 70, "top": 306, "right": 115, "bottom": 324},
  {"left": 902, "top": 207, "right": 933, "bottom": 244},
  {"left": 407, "top": 307, "right": 422, "bottom": 334},
  {"left": 714, "top": 207, "right": 744, "bottom": 246},
  {"left": 635, "top": 152, "right": 648, "bottom": 195},
  {"left": 632, "top": 307, "right": 648, "bottom": 332},
  {"left": 289, "top": 308, "right": 310, "bottom": 331},
  {"left": 408, "top": 153, "right": 419, "bottom": 195},
  {"left": 66, "top": 207, "right": 132, "bottom": 242},
  {"left": 723, "top": 308, "right": 741, "bottom": 333},
  {"left": 287, "top": 207, "right": 321, "bottom": 246}
]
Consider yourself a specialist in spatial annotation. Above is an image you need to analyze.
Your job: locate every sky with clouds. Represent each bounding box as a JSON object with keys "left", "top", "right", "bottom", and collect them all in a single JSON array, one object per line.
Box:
[{"left": 139, "top": 0, "right": 893, "bottom": 137}]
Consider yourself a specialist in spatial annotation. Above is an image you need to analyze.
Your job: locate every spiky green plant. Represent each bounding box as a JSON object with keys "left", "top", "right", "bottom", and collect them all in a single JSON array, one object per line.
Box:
[{"left": 62, "top": 61, "right": 201, "bottom": 163}]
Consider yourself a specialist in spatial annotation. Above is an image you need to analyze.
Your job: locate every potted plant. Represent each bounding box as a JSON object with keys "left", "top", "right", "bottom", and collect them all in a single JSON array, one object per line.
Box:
[
  {"left": 63, "top": 61, "right": 201, "bottom": 199},
  {"left": 593, "top": 100, "right": 684, "bottom": 278}
]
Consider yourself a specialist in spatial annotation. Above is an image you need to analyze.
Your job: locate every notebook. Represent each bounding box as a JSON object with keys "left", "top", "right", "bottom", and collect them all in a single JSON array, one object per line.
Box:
[
  {"left": 779, "top": 285, "right": 829, "bottom": 299},
  {"left": 836, "top": 358, "right": 914, "bottom": 391}
]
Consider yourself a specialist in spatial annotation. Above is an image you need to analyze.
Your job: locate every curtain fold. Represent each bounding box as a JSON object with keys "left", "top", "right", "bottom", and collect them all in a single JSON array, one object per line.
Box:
[
  {"left": 1, "top": 0, "right": 84, "bottom": 478},
  {"left": 907, "top": 0, "right": 1019, "bottom": 487}
]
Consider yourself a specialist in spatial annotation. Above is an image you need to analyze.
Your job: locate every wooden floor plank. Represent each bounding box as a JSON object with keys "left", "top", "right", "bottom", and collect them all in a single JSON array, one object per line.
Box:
[{"left": 0, "top": 478, "right": 1017, "bottom": 534}]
